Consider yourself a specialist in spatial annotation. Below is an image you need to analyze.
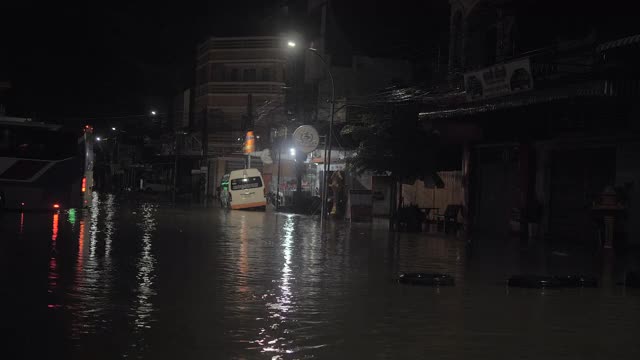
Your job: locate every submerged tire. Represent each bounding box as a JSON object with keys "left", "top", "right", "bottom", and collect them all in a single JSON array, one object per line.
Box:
[
  {"left": 398, "top": 273, "right": 455, "bottom": 286},
  {"left": 507, "top": 275, "right": 597, "bottom": 288}
]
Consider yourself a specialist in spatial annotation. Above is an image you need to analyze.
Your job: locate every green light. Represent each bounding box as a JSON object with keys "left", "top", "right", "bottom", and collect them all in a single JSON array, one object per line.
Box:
[{"left": 68, "top": 208, "right": 76, "bottom": 225}]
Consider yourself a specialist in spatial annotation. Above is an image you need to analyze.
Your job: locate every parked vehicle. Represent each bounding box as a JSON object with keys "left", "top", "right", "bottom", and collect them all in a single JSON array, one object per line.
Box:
[
  {"left": 0, "top": 118, "right": 94, "bottom": 211},
  {"left": 224, "top": 168, "right": 266, "bottom": 210}
]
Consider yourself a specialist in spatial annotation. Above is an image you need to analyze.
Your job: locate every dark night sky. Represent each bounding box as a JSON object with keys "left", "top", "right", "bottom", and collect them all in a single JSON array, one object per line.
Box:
[
  {"left": 0, "top": 1, "right": 273, "bottom": 120},
  {"left": 0, "top": 0, "right": 451, "bottom": 122},
  {"left": 1, "top": 0, "right": 639, "bottom": 123}
]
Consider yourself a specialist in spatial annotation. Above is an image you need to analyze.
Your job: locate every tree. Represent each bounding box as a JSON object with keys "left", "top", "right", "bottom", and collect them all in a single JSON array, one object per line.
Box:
[
  {"left": 342, "top": 103, "right": 438, "bottom": 181},
  {"left": 342, "top": 103, "right": 439, "bottom": 230}
]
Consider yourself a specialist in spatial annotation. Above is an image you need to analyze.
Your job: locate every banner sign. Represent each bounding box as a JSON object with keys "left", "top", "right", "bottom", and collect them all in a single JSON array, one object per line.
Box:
[{"left": 464, "top": 58, "right": 533, "bottom": 101}]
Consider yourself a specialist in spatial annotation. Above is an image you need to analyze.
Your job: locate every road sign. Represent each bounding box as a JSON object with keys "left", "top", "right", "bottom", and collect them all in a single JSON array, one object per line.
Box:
[{"left": 293, "top": 125, "right": 320, "bottom": 153}]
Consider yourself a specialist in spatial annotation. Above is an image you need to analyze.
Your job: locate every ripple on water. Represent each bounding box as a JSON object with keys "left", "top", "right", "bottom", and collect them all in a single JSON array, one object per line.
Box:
[{"left": 4, "top": 200, "right": 640, "bottom": 359}]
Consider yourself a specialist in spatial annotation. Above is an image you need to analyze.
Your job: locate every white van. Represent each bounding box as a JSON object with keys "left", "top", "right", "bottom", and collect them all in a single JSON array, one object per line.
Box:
[{"left": 227, "top": 168, "right": 266, "bottom": 210}]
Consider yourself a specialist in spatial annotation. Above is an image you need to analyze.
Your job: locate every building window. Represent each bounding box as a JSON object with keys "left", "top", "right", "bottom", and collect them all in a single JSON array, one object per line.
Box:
[
  {"left": 243, "top": 68, "right": 256, "bottom": 82},
  {"left": 211, "top": 64, "right": 224, "bottom": 81},
  {"left": 197, "top": 67, "right": 207, "bottom": 84},
  {"left": 261, "top": 68, "right": 271, "bottom": 81},
  {"left": 230, "top": 68, "right": 239, "bottom": 81}
]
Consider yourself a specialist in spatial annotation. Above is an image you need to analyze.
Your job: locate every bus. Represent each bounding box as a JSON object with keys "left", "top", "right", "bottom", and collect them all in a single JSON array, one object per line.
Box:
[
  {"left": 0, "top": 117, "right": 94, "bottom": 211},
  {"left": 221, "top": 168, "right": 266, "bottom": 210}
]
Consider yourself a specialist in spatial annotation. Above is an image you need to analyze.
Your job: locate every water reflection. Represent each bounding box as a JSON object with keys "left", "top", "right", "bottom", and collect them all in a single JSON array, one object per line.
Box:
[
  {"left": 70, "top": 193, "right": 103, "bottom": 339},
  {"left": 255, "top": 214, "right": 296, "bottom": 358},
  {"left": 48, "top": 212, "right": 60, "bottom": 309},
  {"left": 134, "top": 203, "right": 157, "bottom": 329},
  {"left": 89, "top": 193, "right": 99, "bottom": 259},
  {"left": 77, "top": 218, "right": 85, "bottom": 275},
  {"left": 5, "top": 204, "right": 640, "bottom": 359},
  {"left": 103, "top": 194, "right": 115, "bottom": 261},
  {"left": 51, "top": 212, "right": 59, "bottom": 241},
  {"left": 238, "top": 213, "right": 250, "bottom": 295},
  {"left": 68, "top": 208, "right": 77, "bottom": 226},
  {"left": 19, "top": 212, "right": 24, "bottom": 236}
]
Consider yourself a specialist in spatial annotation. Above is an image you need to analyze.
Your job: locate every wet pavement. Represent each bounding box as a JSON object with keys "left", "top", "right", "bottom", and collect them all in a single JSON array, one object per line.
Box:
[{"left": 2, "top": 192, "right": 640, "bottom": 359}]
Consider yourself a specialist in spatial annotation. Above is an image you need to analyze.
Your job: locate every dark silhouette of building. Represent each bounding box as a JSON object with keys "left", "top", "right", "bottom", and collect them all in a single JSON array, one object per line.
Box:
[{"left": 418, "top": 0, "right": 640, "bottom": 249}]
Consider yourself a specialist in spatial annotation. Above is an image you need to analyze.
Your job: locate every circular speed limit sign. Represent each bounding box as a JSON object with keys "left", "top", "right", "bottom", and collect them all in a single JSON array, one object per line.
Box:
[{"left": 292, "top": 125, "right": 320, "bottom": 153}]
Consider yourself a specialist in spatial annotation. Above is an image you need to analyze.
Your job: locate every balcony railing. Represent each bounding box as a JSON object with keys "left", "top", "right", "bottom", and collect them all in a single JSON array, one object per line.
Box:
[
  {"left": 197, "top": 82, "right": 286, "bottom": 96},
  {"left": 197, "top": 50, "right": 287, "bottom": 64},
  {"left": 198, "top": 37, "right": 283, "bottom": 54}
]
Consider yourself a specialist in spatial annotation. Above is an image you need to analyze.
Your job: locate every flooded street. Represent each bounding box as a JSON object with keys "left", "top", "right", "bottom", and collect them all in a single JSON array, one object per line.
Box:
[{"left": 3, "top": 193, "right": 640, "bottom": 359}]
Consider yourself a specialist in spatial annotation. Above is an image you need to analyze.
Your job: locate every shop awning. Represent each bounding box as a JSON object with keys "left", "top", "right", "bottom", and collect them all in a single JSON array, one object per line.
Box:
[{"left": 419, "top": 81, "right": 604, "bottom": 121}]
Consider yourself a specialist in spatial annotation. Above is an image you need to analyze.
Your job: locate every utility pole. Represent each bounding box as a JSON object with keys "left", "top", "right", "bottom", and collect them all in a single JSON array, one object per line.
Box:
[
  {"left": 276, "top": 139, "right": 282, "bottom": 210},
  {"left": 201, "top": 109, "right": 208, "bottom": 204},
  {"left": 246, "top": 93, "right": 254, "bottom": 169},
  {"left": 172, "top": 131, "right": 179, "bottom": 203}
]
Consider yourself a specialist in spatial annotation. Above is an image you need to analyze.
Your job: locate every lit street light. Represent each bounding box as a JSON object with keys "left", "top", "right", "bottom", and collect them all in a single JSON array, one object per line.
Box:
[
  {"left": 287, "top": 39, "right": 335, "bottom": 228},
  {"left": 150, "top": 110, "right": 157, "bottom": 116},
  {"left": 289, "top": 148, "right": 296, "bottom": 157},
  {"left": 96, "top": 137, "right": 101, "bottom": 141},
  {"left": 111, "top": 127, "right": 116, "bottom": 131}
]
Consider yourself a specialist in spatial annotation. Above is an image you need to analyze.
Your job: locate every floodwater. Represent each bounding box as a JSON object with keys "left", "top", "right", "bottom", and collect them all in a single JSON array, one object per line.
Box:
[{"left": 2, "top": 193, "right": 640, "bottom": 359}]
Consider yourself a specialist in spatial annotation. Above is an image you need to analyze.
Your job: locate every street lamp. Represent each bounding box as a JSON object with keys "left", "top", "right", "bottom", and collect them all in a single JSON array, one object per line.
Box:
[
  {"left": 287, "top": 41, "right": 335, "bottom": 228},
  {"left": 96, "top": 136, "right": 102, "bottom": 141},
  {"left": 150, "top": 110, "right": 157, "bottom": 116},
  {"left": 111, "top": 127, "right": 116, "bottom": 131}
]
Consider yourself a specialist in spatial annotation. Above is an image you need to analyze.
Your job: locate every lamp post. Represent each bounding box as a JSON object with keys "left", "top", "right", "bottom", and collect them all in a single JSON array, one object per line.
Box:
[{"left": 287, "top": 41, "right": 335, "bottom": 228}]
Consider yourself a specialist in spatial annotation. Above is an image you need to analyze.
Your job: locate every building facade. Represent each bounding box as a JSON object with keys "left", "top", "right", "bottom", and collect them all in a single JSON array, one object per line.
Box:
[
  {"left": 416, "top": 0, "right": 640, "bottom": 249},
  {"left": 195, "top": 36, "right": 288, "bottom": 192}
]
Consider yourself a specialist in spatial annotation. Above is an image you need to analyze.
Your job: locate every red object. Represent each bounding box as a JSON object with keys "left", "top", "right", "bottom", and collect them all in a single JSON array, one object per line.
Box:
[
  {"left": 81, "top": 177, "right": 86, "bottom": 193},
  {"left": 53, "top": 204, "right": 60, "bottom": 209}
]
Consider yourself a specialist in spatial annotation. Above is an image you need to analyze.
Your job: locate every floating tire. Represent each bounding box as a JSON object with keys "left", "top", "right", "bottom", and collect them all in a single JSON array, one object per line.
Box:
[
  {"left": 398, "top": 273, "right": 455, "bottom": 286},
  {"left": 507, "top": 275, "right": 597, "bottom": 288}
]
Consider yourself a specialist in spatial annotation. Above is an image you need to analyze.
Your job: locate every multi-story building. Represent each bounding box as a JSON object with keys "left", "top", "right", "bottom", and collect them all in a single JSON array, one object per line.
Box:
[
  {"left": 415, "top": 0, "right": 640, "bottom": 248},
  {"left": 195, "top": 36, "right": 288, "bottom": 193}
]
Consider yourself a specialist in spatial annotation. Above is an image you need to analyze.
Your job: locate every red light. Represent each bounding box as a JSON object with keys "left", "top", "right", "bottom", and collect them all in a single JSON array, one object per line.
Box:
[
  {"left": 81, "top": 177, "right": 86, "bottom": 193},
  {"left": 53, "top": 204, "right": 60, "bottom": 209}
]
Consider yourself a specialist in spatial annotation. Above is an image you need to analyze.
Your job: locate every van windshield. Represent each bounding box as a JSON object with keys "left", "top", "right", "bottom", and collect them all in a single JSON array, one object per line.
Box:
[{"left": 230, "top": 176, "right": 263, "bottom": 190}]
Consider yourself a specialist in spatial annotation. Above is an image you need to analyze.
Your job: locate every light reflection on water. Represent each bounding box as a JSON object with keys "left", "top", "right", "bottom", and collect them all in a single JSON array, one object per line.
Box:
[
  {"left": 47, "top": 212, "right": 60, "bottom": 308},
  {"left": 257, "top": 214, "right": 295, "bottom": 357},
  {"left": 5, "top": 198, "right": 640, "bottom": 359},
  {"left": 133, "top": 203, "right": 157, "bottom": 330}
]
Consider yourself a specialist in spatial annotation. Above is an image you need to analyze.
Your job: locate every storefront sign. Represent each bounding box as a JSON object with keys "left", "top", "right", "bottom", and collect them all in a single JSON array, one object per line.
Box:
[{"left": 464, "top": 58, "right": 533, "bottom": 101}]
